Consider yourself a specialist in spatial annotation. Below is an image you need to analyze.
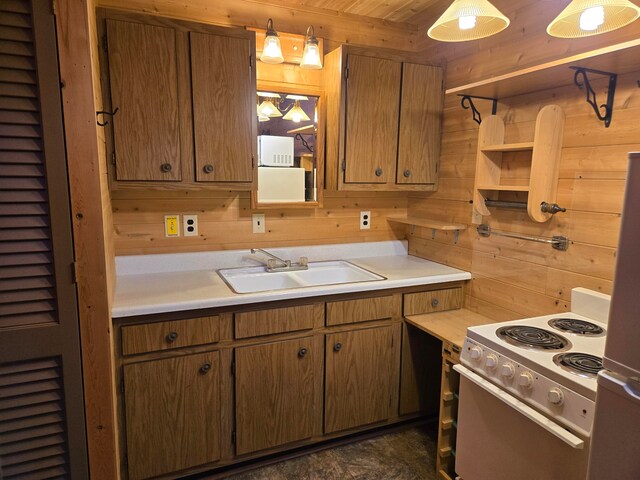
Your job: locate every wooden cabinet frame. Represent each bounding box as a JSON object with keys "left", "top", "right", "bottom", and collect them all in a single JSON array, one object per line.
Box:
[{"left": 96, "top": 9, "right": 257, "bottom": 192}]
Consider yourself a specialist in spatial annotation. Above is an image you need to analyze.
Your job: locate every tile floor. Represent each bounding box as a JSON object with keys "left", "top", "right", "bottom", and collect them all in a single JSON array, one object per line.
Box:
[{"left": 224, "top": 425, "right": 437, "bottom": 480}]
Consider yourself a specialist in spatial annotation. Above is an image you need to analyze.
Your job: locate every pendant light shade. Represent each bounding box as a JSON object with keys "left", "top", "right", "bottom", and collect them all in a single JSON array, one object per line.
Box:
[
  {"left": 257, "top": 99, "right": 282, "bottom": 117},
  {"left": 300, "top": 26, "right": 323, "bottom": 69},
  {"left": 283, "top": 100, "right": 310, "bottom": 122},
  {"left": 547, "top": 0, "right": 640, "bottom": 38},
  {"left": 260, "top": 19, "right": 284, "bottom": 64},
  {"left": 427, "top": 0, "right": 510, "bottom": 42}
]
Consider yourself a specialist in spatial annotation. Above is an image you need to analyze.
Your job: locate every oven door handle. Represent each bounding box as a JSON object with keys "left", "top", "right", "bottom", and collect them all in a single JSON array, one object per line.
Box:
[{"left": 453, "top": 364, "right": 585, "bottom": 449}]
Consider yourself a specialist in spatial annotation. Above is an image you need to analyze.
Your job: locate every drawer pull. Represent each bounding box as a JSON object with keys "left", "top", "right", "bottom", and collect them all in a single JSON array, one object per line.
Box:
[
  {"left": 165, "top": 331, "right": 178, "bottom": 343},
  {"left": 203, "top": 164, "right": 214, "bottom": 174},
  {"left": 403, "top": 169, "right": 411, "bottom": 178},
  {"left": 431, "top": 298, "right": 440, "bottom": 308},
  {"left": 199, "top": 362, "right": 212, "bottom": 375},
  {"left": 160, "top": 163, "right": 172, "bottom": 173},
  {"left": 298, "top": 348, "right": 308, "bottom": 358},
  {"left": 334, "top": 342, "right": 342, "bottom": 352},
  {"left": 375, "top": 167, "right": 383, "bottom": 177}
]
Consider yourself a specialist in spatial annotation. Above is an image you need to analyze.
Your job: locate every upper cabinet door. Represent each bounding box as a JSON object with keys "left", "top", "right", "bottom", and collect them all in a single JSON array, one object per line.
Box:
[
  {"left": 396, "top": 63, "right": 443, "bottom": 185},
  {"left": 106, "top": 20, "right": 181, "bottom": 181},
  {"left": 344, "top": 55, "right": 401, "bottom": 185},
  {"left": 190, "top": 32, "right": 255, "bottom": 183}
]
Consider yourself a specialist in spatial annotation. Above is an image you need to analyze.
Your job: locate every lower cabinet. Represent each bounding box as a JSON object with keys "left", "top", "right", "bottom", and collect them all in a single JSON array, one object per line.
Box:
[
  {"left": 235, "top": 336, "right": 323, "bottom": 455},
  {"left": 123, "top": 351, "right": 222, "bottom": 480},
  {"left": 325, "top": 325, "right": 400, "bottom": 433}
]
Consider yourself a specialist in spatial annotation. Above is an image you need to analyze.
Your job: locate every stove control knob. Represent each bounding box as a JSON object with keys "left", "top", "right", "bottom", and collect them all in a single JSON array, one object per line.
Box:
[
  {"left": 501, "top": 363, "right": 515, "bottom": 379},
  {"left": 519, "top": 371, "right": 534, "bottom": 389},
  {"left": 485, "top": 354, "right": 498, "bottom": 370},
  {"left": 469, "top": 346, "right": 483, "bottom": 361},
  {"left": 548, "top": 388, "right": 565, "bottom": 406}
]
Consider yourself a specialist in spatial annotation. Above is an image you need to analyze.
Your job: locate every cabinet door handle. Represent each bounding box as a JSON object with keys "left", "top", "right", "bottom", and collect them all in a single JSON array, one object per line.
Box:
[
  {"left": 166, "top": 331, "right": 178, "bottom": 343},
  {"left": 375, "top": 168, "right": 383, "bottom": 177},
  {"left": 160, "top": 163, "right": 172, "bottom": 173},
  {"left": 199, "top": 362, "right": 212, "bottom": 375},
  {"left": 431, "top": 298, "right": 440, "bottom": 308},
  {"left": 298, "top": 348, "right": 308, "bottom": 358},
  {"left": 403, "top": 169, "right": 411, "bottom": 178},
  {"left": 334, "top": 342, "right": 342, "bottom": 352},
  {"left": 203, "top": 164, "right": 214, "bottom": 174}
]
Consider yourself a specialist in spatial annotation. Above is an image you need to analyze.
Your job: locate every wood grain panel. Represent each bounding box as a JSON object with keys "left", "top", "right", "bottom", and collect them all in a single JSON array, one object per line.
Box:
[
  {"left": 121, "top": 316, "right": 219, "bottom": 355},
  {"left": 396, "top": 63, "right": 443, "bottom": 185},
  {"left": 106, "top": 19, "right": 180, "bottom": 181},
  {"left": 326, "top": 294, "right": 398, "bottom": 326},
  {"left": 123, "top": 351, "right": 221, "bottom": 480},
  {"left": 235, "top": 336, "right": 322, "bottom": 455},
  {"left": 344, "top": 54, "right": 401, "bottom": 184},
  {"left": 325, "top": 325, "right": 399, "bottom": 434},
  {"left": 190, "top": 32, "right": 254, "bottom": 183},
  {"left": 234, "top": 305, "right": 317, "bottom": 339},
  {"left": 404, "top": 287, "right": 463, "bottom": 316}
]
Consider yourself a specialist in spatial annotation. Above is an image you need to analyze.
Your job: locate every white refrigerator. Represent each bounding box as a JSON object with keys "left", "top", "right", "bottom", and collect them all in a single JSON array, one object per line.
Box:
[{"left": 587, "top": 152, "right": 640, "bottom": 479}]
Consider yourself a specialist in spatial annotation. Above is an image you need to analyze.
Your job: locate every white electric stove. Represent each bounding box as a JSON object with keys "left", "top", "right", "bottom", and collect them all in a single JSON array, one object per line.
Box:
[{"left": 454, "top": 288, "right": 611, "bottom": 480}]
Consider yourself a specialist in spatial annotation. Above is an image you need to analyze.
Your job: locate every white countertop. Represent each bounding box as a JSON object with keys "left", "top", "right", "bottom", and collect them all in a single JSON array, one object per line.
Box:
[{"left": 111, "top": 241, "right": 471, "bottom": 318}]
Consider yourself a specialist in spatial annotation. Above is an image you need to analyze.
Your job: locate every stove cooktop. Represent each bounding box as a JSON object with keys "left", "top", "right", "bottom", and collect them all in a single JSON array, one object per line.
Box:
[{"left": 466, "top": 312, "right": 607, "bottom": 400}]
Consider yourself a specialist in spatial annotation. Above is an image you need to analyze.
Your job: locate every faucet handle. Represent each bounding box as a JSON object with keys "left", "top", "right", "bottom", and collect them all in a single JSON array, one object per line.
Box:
[
  {"left": 267, "top": 258, "right": 276, "bottom": 269},
  {"left": 298, "top": 256, "right": 308, "bottom": 267}
]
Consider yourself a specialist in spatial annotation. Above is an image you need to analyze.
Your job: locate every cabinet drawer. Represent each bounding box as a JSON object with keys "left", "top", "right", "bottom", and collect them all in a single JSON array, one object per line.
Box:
[
  {"left": 403, "top": 287, "right": 462, "bottom": 316},
  {"left": 235, "top": 305, "right": 316, "bottom": 339},
  {"left": 326, "top": 295, "right": 397, "bottom": 326},
  {"left": 121, "top": 316, "right": 219, "bottom": 355}
]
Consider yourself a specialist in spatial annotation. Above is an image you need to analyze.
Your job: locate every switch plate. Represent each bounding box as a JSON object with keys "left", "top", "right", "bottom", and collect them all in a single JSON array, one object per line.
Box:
[
  {"left": 183, "top": 214, "right": 198, "bottom": 237},
  {"left": 360, "top": 211, "right": 371, "bottom": 230},
  {"left": 252, "top": 213, "right": 265, "bottom": 234},
  {"left": 164, "top": 215, "right": 180, "bottom": 237}
]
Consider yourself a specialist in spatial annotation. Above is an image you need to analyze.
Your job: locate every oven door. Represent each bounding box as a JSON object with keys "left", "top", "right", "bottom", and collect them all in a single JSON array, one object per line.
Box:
[{"left": 454, "top": 365, "right": 589, "bottom": 480}]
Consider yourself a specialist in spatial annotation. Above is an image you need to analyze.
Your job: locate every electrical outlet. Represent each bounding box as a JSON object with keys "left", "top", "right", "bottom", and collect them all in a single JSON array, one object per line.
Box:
[
  {"left": 183, "top": 214, "right": 198, "bottom": 237},
  {"left": 252, "top": 213, "right": 265, "bottom": 234},
  {"left": 164, "top": 215, "right": 180, "bottom": 237},
  {"left": 360, "top": 211, "right": 371, "bottom": 230}
]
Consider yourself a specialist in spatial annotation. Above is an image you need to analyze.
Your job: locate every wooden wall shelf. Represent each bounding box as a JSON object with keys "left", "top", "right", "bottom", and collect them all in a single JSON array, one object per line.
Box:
[
  {"left": 446, "top": 38, "right": 640, "bottom": 99},
  {"left": 473, "top": 105, "right": 565, "bottom": 224},
  {"left": 387, "top": 216, "right": 467, "bottom": 243}
]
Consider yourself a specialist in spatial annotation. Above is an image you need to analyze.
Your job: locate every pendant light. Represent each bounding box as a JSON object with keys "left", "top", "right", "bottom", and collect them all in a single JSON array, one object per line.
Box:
[
  {"left": 547, "top": 0, "right": 640, "bottom": 38},
  {"left": 300, "top": 26, "right": 323, "bottom": 69},
  {"left": 260, "top": 19, "right": 284, "bottom": 64},
  {"left": 427, "top": 0, "right": 510, "bottom": 42},
  {"left": 283, "top": 100, "right": 310, "bottom": 122}
]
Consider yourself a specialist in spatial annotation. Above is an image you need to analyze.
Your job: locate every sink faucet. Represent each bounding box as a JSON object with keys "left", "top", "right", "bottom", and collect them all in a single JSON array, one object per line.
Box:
[{"left": 250, "top": 248, "right": 308, "bottom": 273}]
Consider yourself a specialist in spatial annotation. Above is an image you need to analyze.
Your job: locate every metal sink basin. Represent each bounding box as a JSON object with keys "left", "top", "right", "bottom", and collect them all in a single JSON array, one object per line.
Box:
[{"left": 218, "top": 260, "right": 385, "bottom": 294}]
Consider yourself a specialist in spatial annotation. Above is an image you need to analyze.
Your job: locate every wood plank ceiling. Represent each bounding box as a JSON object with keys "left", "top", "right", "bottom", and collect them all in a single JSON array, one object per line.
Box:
[{"left": 291, "top": 0, "right": 444, "bottom": 24}]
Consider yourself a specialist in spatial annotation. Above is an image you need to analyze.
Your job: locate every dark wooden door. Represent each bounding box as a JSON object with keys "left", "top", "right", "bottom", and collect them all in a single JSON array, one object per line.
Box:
[
  {"left": 325, "top": 326, "right": 398, "bottom": 433},
  {"left": 343, "top": 54, "right": 401, "bottom": 185},
  {"left": 396, "top": 63, "right": 443, "bottom": 185},
  {"left": 0, "top": 1, "right": 88, "bottom": 477},
  {"left": 190, "top": 31, "right": 255, "bottom": 183},
  {"left": 123, "top": 351, "right": 222, "bottom": 480},
  {"left": 106, "top": 18, "right": 182, "bottom": 181},
  {"left": 235, "top": 336, "right": 322, "bottom": 455}
]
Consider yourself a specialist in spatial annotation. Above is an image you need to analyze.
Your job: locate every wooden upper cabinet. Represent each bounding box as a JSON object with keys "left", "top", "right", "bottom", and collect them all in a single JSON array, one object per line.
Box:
[
  {"left": 190, "top": 32, "right": 255, "bottom": 183},
  {"left": 344, "top": 55, "right": 401, "bottom": 184},
  {"left": 123, "top": 351, "right": 222, "bottom": 480},
  {"left": 106, "top": 19, "right": 181, "bottom": 181},
  {"left": 396, "top": 63, "right": 443, "bottom": 186}
]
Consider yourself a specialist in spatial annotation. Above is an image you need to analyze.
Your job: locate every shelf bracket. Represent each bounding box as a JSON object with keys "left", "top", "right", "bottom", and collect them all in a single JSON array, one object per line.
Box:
[
  {"left": 570, "top": 67, "right": 617, "bottom": 128},
  {"left": 459, "top": 95, "right": 498, "bottom": 125}
]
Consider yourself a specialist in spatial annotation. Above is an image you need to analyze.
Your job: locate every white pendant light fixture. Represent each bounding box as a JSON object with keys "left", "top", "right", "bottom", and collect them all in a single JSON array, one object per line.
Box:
[
  {"left": 300, "top": 26, "right": 323, "bottom": 69},
  {"left": 260, "top": 18, "right": 284, "bottom": 64},
  {"left": 427, "top": 0, "right": 510, "bottom": 42},
  {"left": 547, "top": 0, "right": 640, "bottom": 38},
  {"left": 283, "top": 100, "right": 310, "bottom": 122}
]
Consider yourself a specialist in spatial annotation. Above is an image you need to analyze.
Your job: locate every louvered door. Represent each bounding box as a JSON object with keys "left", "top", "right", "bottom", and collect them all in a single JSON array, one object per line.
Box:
[{"left": 0, "top": 1, "right": 88, "bottom": 478}]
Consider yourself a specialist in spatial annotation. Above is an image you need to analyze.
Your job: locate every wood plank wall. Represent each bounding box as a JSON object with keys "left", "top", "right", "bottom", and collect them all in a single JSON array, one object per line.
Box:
[
  {"left": 408, "top": 71, "right": 640, "bottom": 321},
  {"left": 112, "top": 191, "right": 407, "bottom": 255}
]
